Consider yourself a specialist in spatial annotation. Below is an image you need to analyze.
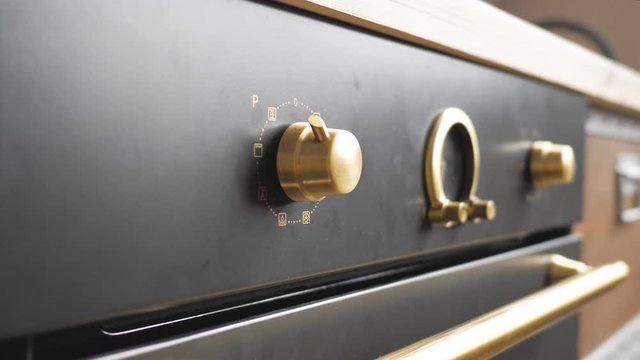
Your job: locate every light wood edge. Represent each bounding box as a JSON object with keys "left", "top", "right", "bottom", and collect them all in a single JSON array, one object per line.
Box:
[{"left": 277, "top": 0, "right": 640, "bottom": 118}]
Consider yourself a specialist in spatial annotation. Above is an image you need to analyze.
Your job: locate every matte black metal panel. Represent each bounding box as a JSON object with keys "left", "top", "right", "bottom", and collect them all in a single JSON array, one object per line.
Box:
[
  {"left": 0, "top": 0, "right": 586, "bottom": 338},
  {"left": 102, "top": 236, "right": 581, "bottom": 360}
]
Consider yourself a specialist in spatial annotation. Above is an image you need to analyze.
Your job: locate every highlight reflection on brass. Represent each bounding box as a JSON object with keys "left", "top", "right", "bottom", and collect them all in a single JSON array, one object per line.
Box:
[
  {"left": 425, "top": 108, "right": 496, "bottom": 227},
  {"left": 380, "top": 256, "right": 629, "bottom": 360},
  {"left": 277, "top": 114, "right": 362, "bottom": 202}
]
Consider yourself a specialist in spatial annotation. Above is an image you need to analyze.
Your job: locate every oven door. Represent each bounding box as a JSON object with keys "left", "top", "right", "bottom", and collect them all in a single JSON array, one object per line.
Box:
[{"left": 101, "top": 234, "right": 625, "bottom": 360}]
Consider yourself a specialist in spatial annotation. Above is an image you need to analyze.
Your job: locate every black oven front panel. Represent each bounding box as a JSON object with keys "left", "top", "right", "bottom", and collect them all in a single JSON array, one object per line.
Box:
[{"left": 0, "top": 0, "right": 586, "bottom": 339}]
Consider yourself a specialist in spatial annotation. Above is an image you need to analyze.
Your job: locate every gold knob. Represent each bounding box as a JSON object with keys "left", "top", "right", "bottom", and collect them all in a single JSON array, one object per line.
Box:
[
  {"left": 529, "top": 141, "right": 576, "bottom": 188},
  {"left": 428, "top": 202, "right": 469, "bottom": 228},
  {"left": 424, "top": 108, "right": 497, "bottom": 227},
  {"left": 467, "top": 196, "right": 497, "bottom": 221},
  {"left": 277, "top": 114, "right": 363, "bottom": 202}
]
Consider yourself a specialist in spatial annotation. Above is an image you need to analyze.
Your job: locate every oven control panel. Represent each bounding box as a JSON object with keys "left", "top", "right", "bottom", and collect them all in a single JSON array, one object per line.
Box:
[{"left": 0, "top": 0, "right": 586, "bottom": 339}]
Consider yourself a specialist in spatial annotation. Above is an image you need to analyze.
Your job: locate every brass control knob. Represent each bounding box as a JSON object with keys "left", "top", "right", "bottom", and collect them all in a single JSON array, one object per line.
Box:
[
  {"left": 467, "top": 196, "right": 497, "bottom": 222},
  {"left": 529, "top": 141, "right": 576, "bottom": 188},
  {"left": 277, "top": 114, "right": 363, "bottom": 202},
  {"left": 425, "top": 108, "right": 497, "bottom": 227},
  {"left": 428, "top": 202, "right": 469, "bottom": 227}
]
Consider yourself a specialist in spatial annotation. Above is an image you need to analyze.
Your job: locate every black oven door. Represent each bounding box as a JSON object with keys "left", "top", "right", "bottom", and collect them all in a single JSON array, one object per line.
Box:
[{"left": 102, "top": 235, "right": 582, "bottom": 359}]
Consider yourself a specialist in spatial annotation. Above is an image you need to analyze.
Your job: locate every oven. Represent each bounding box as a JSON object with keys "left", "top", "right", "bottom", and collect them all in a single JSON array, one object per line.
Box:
[{"left": 0, "top": 1, "right": 627, "bottom": 359}]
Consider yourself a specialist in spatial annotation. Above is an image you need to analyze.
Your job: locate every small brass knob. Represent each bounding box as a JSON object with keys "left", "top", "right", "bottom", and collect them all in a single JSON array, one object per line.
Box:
[
  {"left": 428, "top": 202, "right": 469, "bottom": 228},
  {"left": 529, "top": 141, "right": 576, "bottom": 188},
  {"left": 467, "top": 196, "right": 497, "bottom": 221},
  {"left": 277, "top": 114, "right": 363, "bottom": 202}
]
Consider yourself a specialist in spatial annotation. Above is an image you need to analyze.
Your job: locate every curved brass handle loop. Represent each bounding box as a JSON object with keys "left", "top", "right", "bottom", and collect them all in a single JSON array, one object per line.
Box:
[
  {"left": 379, "top": 256, "right": 630, "bottom": 360},
  {"left": 425, "top": 108, "right": 496, "bottom": 227}
]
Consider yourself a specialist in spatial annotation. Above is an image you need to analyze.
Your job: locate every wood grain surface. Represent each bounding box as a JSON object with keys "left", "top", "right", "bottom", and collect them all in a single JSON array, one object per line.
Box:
[
  {"left": 577, "top": 135, "right": 640, "bottom": 356},
  {"left": 279, "top": 0, "right": 640, "bottom": 117}
]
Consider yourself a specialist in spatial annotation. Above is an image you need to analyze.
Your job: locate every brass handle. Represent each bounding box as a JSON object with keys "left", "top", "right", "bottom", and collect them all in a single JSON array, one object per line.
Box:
[
  {"left": 379, "top": 255, "right": 629, "bottom": 360},
  {"left": 425, "top": 108, "right": 496, "bottom": 227}
]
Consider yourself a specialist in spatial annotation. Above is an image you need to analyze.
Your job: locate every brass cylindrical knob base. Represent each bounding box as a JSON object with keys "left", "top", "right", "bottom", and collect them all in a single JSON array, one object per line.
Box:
[
  {"left": 429, "top": 202, "right": 469, "bottom": 228},
  {"left": 529, "top": 141, "right": 576, "bottom": 188},
  {"left": 467, "top": 197, "right": 497, "bottom": 221},
  {"left": 277, "top": 115, "right": 363, "bottom": 202}
]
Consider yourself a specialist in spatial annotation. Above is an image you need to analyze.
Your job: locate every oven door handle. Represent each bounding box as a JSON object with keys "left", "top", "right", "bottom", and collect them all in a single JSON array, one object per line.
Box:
[{"left": 379, "top": 255, "right": 629, "bottom": 360}]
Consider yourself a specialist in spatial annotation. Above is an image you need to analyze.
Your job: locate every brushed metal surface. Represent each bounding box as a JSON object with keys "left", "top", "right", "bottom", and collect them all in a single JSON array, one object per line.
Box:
[{"left": 0, "top": 0, "right": 586, "bottom": 338}]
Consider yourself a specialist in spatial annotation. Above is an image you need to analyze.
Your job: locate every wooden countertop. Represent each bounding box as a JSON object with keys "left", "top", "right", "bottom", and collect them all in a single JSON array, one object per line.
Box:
[{"left": 279, "top": 0, "right": 640, "bottom": 118}]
